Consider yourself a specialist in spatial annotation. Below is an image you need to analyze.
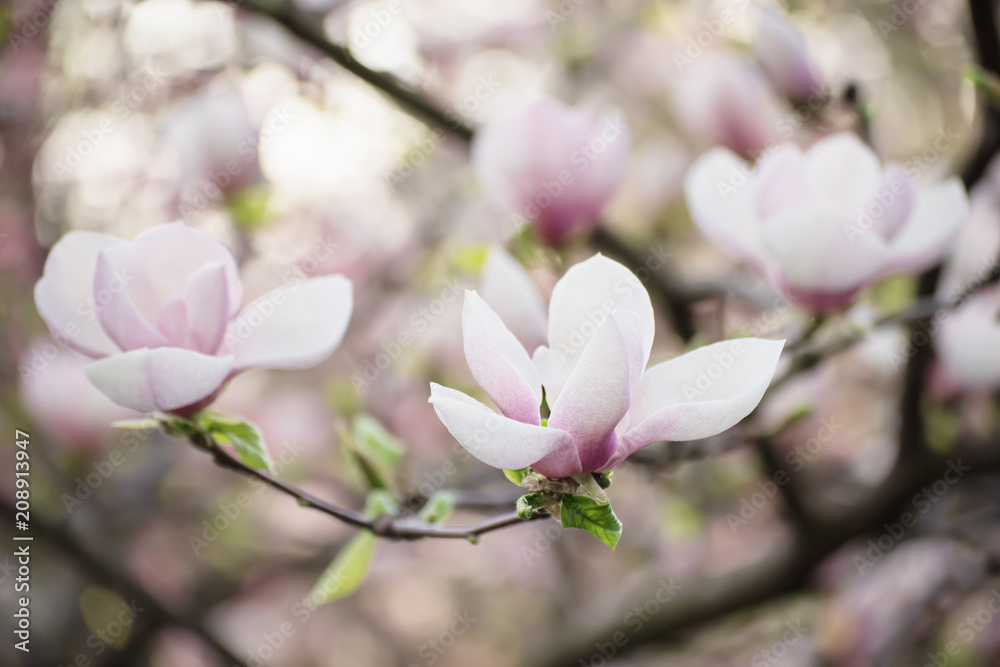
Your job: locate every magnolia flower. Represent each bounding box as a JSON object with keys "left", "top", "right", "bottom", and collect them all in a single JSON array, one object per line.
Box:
[
  {"left": 754, "top": 7, "right": 824, "bottom": 101},
  {"left": 33, "top": 222, "right": 352, "bottom": 413},
  {"left": 429, "top": 254, "right": 783, "bottom": 478},
  {"left": 684, "top": 133, "right": 969, "bottom": 311},
  {"left": 472, "top": 98, "right": 629, "bottom": 245},
  {"left": 671, "top": 50, "right": 784, "bottom": 159},
  {"left": 479, "top": 246, "right": 548, "bottom": 352}
]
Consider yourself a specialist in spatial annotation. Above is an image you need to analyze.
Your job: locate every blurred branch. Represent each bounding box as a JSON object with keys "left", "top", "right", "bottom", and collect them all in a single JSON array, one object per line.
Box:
[
  {"left": 532, "top": 439, "right": 1000, "bottom": 667},
  {"left": 0, "top": 495, "right": 246, "bottom": 667},
  {"left": 194, "top": 433, "right": 549, "bottom": 541},
  {"left": 219, "top": 0, "right": 473, "bottom": 141}
]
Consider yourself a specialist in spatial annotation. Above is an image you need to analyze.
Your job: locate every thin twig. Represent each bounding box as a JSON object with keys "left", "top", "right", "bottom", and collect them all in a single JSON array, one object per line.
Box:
[{"left": 194, "top": 433, "right": 548, "bottom": 541}]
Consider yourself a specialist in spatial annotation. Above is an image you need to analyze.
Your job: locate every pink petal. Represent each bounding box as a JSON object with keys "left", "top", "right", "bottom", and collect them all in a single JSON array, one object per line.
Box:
[
  {"left": 182, "top": 263, "right": 230, "bottom": 354},
  {"left": 861, "top": 164, "right": 916, "bottom": 242},
  {"left": 753, "top": 144, "right": 821, "bottom": 221},
  {"left": 754, "top": 7, "right": 824, "bottom": 100},
  {"left": 95, "top": 247, "right": 169, "bottom": 351},
  {"left": 84, "top": 347, "right": 234, "bottom": 413},
  {"left": 130, "top": 222, "right": 242, "bottom": 317},
  {"left": 428, "top": 383, "right": 573, "bottom": 470},
  {"left": 33, "top": 231, "right": 125, "bottom": 358},
  {"left": 684, "top": 147, "right": 768, "bottom": 266},
  {"left": 546, "top": 310, "right": 645, "bottom": 473},
  {"left": 604, "top": 338, "right": 784, "bottom": 468},
  {"left": 480, "top": 247, "right": 548, "bottom": 353},
  {"left": 541, "top": 254, "right": 654, "bottom": 404},
  {"left": 883, "top": 178, "right": 969, "bottom": 274},
  {"left": 805, "top": 133, "right": 881, "bottom": 218},
  {"left": 224, "top": 275, "right": 352, "bottom": 372},
  {"left": 760, "top": 204, "right": 889, "bottom": 295},
  {"left": 462, "top": 291, "right": 542, "bottom": 425},
  {"left": 935, "top": 290, "right": 1000, "bottom": 391}
]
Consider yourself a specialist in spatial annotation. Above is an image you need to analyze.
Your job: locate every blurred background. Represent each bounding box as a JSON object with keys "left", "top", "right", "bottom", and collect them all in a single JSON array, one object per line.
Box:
[{"left": 3, "top": 0, "right": 1000, "bottom": 665}]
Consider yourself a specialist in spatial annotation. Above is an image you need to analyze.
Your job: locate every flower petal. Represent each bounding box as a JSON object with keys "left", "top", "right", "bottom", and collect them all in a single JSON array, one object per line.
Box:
[
  {"left": 684, "top": 147, "right": 768, "bottom": 265},
  {"left": 84, "top": 347, "right": 234, "bottom": 413},
  {"left": 760, "top": 204, "right": 889, "bottom": 293},
  {"left": 883, "top": 178, "right": 969, "bottom": 274},
  {"left": 863, "top": 164, "right": 916, "bottom": 241},
  {"left": 606, "top": 338, "right": 784, "bottom": 468},
  {"left": 542, "top": 254, "right": 654, "bottom": 403},
  {"left": 224, "top": 275, "right": 352, "bottom": 372},
  {"left": 546, "top": 310, "right": 645, "bottom": 473},
  {"left": 182, "top": 262, "right": 230, "bottom": 354},
  {"left": 463, "top": 291, "right": 542, "bottom": 425},
  {"left": 805, "top": 133, "right": 881, "bottom": 217},
  {"left": 935, "top": 290, "right": 1000, "bottom": 391},
  {"left": 480, "top": 247, "right": 548, "bottom": 353},
  {"left": 95, "top": 246, "right": 169, "bottom": 352},
  {"left": 130, "top": 222, "right": 242, "bottom": 317},
  {"left": 33, "top": 231, "right": 125, "bottom": 358},
  {"left": 752, "top": 144, "right": 821, "bottom": 221},
  {"left": 428, "top": 383, "right": 573, "bottom": 470}
]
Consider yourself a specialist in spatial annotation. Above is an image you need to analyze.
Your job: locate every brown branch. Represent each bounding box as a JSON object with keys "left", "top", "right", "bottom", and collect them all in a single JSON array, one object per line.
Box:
[
  {"left": 194, "top": 433, "right": 548, "bottom": 541},
  {"left": 0, "top": 494, "right": 247, "bottom": 667}
]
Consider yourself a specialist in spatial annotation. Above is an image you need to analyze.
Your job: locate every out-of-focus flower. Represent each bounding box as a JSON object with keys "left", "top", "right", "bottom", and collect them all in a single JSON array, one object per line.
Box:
[
  {"left": 479, "top": 246, "right": 547, "bottom": 353},
  {"left": 685, "top": 133, "right": 968, "bottom": 311},
  {"left": 19, "top": 341, "right": 141, "bottom": 451},
  {"left": 670, "top": 50, "right": 784, "bottom": 159},
  {"left": 33, "top": 222, "right": 352, "bottom": 413},
  {"left": 429, "top": 254, "right": 783, "bottom": 478},
  {"left": 934, "top": 180, "right": 1000, "bottom": 393},
  {"left": 472, "top": 97, "right": 629, "bottom": 245},
  {"left": 754, "top": 7, "right": 824, "bottom": 101}
]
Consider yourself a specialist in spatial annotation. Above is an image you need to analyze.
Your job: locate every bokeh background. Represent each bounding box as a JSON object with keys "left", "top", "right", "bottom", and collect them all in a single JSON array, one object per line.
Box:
[{"left": 3, "top": 0, "right": 1000, "bottom": 666}]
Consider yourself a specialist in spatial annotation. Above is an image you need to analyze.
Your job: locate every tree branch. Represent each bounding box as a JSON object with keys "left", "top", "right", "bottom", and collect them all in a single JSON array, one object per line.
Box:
[
  {"left": 0, "top": 494, "right": 246, "bottom": 667},
  {"left": 194, "top": 433, "right": 549, "bottom": 541}
]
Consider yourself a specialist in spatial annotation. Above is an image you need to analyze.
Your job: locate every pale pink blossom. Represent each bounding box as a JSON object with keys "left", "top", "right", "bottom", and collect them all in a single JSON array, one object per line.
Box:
[
  {"left": 754, "top": 7, "right": 824, "bottom": 101},
  {"left": 429, "top": 254, "right": 783, "bottom": 478},
  {"left": 33, "top": 222, "right": 352, "bottom": 414},
  {"left": 472, "top": 98, "right": 629, "bottom": 245},
  {"left": 684, "top": 133, "right": 968, "bottom": 311},
  {"left": 479, "top": 246, "right": 548, "bottom": 353}
]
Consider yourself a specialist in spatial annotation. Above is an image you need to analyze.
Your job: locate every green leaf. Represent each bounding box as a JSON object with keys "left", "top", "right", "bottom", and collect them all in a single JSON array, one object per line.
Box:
[
  {"left": 571, "top": 473, "right": 608, "bottom": 503},
  {"left": 503, "top": 468, "right": 528, "bottom": 485},
  {"left": 364, "top": 489, "right": 398, "bottom": 518},
  {"left": 198, "top": 413, "right": 274, "bottom": 473},
  {"left": 418, "top": 491, "right": 456, "bottom": 524},
  {"left": 309, "top": 530, "right": 377, "bottom": 605},
  {"left": 560, "top": 494, "right": 622, "bottom": 549},
  {"left": 352, "top": 414, "right": 404, "bottom": 470},
  {"left": 112, "top": 418, "right": 158, "bottom": 430},
  {"left": 516, "top": 493, "right": 546, "bottom": 520}
]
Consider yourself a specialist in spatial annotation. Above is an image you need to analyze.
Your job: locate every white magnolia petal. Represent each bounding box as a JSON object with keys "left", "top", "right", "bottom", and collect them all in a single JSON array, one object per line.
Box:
[
  {"left": 463, "top": 291, "right": 542, "bottom": 424},
  {"left": 806, "top": 133, "right": 881, "bottom": 217},
  {"left": 884, "top": 178, "right": 969, "bottom": 274},
  {"left": 33, "top": 231, "right": 125, "bottom": 358},
  {"left": 84, "top": 347, "right": 234, "bottom": 413},
  {"left": 607, "top": 338, "right": 784, "bottom": 467},
  {"left": 226, "top": 275, "right": 353, "bottom": 372},
  {"left": 428, "top": 383, "right": 573, "bottom": 470},
  {"left": 480, "top": 247, "right": 548, "bottom": 352}
]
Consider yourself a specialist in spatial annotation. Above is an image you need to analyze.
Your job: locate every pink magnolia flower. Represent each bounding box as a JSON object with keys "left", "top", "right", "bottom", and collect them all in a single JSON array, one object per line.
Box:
[
  {"left": 684, "top": 133, "right": 969, "bottom": 311},
  {"left": 429, "top": 254, "right": 783, "bottom": 478},
  {"left": 472, "top": 98, "right": 630, "bottom": 245},
  {"left": 754, "top": 7, "right": 824, "bottom": 101},
  {"left": 33, "top": 222, "right": 352, "bottom": 414}
]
